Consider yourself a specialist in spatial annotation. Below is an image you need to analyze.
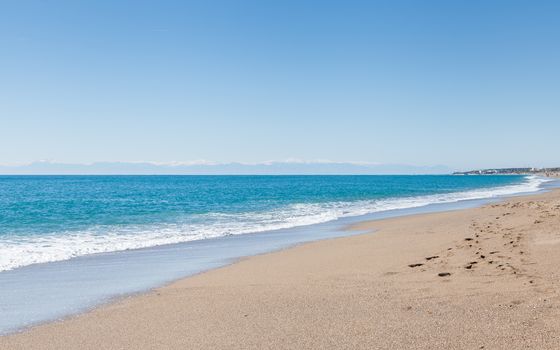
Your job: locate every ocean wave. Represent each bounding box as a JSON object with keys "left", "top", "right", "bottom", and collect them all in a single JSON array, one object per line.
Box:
[{"left": 0, "top": 176, "right": 550, "bottom": 272}]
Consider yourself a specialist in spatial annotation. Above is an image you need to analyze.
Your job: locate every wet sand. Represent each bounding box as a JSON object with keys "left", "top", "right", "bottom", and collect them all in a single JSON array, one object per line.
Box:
[{"left": 2, "top": 190, "right": 560, "bottom": 349}]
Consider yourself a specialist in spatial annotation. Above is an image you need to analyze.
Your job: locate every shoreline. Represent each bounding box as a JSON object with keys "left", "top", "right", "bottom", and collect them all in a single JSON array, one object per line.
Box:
[
  {"left": 2, "top": 186, "right": 560, "bottom": 348},
  {"left": 0, "top": 176, "right": 552, "bottom": 336},
  {"left": 1, "top": 175, "right": 545, "bottom": 274}
]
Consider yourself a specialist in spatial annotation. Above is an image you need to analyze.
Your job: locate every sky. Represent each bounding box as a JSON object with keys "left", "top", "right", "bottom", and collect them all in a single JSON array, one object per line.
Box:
[{"left": 1, "top": 0, "right": 559, "bottom": 171}]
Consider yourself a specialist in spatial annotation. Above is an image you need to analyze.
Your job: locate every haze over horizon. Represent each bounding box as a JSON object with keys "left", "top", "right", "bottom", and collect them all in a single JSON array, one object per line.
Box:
[
  {"left": 0, "top": 159, "right": 555, "bottom": 175},
  {"left": 0, "top": 160, "right": 455, "bottom": 175},
  {"left": 2, "top": 1, "right": 559, "bottom": 170}
]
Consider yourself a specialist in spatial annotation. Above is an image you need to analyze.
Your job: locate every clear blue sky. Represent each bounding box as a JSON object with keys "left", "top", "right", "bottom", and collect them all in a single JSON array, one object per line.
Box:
[{"left": 1, "top": 0, "right": 559, "bottom": 169}]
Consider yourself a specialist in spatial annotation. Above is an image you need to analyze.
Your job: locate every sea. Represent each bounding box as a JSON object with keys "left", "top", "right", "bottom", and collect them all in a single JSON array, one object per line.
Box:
[{"left": 0, "top": 174, "right": 554, "bottom": 334}]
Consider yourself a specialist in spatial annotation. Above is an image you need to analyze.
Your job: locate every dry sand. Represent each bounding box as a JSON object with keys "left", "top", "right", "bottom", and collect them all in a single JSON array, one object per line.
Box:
[{"left": 2, "top": 190, "right": 560, "bottom": 349}]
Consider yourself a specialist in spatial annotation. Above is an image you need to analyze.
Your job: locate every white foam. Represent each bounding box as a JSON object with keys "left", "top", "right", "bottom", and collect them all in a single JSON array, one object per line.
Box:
[{"left": 0, "top": 176, "right": 550, "bottom": 272}]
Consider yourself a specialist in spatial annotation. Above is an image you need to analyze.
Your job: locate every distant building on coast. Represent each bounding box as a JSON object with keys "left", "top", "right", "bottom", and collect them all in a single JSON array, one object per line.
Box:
[{"left": 453, "top": 168, "right": 560, "bottom": 176}]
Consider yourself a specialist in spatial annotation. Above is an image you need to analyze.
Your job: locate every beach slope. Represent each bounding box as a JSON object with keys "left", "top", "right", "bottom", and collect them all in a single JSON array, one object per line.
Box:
[{"left": 2, "top": 190, "right": 560, "bottom": 349}]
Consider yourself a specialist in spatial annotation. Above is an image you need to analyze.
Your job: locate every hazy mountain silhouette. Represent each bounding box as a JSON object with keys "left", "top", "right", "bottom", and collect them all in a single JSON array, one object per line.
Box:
[{"left": 0, "top": 161, "right": 453, "bottom": 175}]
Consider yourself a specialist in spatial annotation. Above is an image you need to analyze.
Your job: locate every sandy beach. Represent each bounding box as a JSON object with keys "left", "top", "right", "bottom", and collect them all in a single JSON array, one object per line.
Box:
[{"left": 2, "top": 189, "right": 560, "bottom": 349}]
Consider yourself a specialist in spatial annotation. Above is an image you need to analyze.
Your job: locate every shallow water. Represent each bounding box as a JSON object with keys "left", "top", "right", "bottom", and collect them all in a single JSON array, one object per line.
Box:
[
  {"left": 0, "top": 175, "right": 555, "bottom": 334},
  {"left": 0, "top": 175, "right": 544, "bottom": 272}
]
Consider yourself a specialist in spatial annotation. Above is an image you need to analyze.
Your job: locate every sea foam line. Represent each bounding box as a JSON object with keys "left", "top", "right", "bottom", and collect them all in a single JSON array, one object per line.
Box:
[{"left": 0, "top": 176, "right": 550, "bottom": 272}]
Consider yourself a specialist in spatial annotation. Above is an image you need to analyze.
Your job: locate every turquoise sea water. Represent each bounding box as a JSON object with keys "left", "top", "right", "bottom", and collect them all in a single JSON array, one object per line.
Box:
[{"left": 0, "top": 175, "right": 546, "bottom": 272}]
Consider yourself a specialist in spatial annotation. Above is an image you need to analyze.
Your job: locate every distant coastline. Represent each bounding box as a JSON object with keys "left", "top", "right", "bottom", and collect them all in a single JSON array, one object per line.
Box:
[{"left": 454, "top": 167, "right": 560, "bottom": 177}]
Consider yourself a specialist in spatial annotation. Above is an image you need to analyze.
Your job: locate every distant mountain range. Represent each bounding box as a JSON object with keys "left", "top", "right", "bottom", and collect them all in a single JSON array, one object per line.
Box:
[{"left": 0, "top": 161, "right": 453, "bottom": 175}]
